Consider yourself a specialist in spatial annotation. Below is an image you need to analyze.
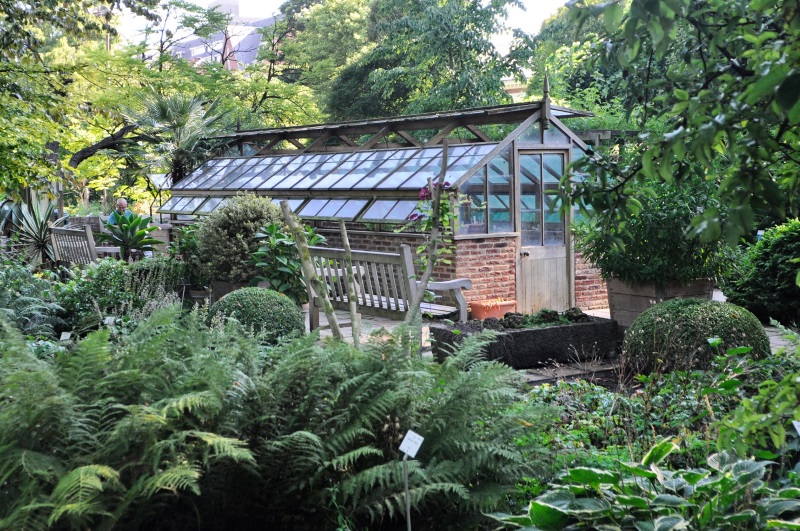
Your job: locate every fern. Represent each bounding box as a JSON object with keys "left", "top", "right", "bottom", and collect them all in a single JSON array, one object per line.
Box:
[
  {"left": 142, "top": 464, "right": 202, "bottom": 498},
  {"left": 47, "top": 465, "right": 122, "bottom": 525}
]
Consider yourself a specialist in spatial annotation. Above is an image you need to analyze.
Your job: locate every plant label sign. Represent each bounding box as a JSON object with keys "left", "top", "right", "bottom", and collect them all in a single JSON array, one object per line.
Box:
[
  {"left": 399, "top": 430, "right": 424, "bottom": 458},
  {"left": 793, "top": 420, "right": 800, "bottom": 437}
]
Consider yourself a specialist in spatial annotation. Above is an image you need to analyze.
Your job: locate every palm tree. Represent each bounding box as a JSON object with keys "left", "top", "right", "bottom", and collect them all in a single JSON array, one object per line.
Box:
[{"left": 122, "top": 90, "right": 229, "bottom": 186}]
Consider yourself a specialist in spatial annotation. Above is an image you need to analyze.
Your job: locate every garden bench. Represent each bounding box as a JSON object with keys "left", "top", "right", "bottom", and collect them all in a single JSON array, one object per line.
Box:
[
  {"left": 306, "top": 244, "right": 472, "bottom": 331},
  {"left": 49, "top": 224, "right": 120, "bottom": 265}
]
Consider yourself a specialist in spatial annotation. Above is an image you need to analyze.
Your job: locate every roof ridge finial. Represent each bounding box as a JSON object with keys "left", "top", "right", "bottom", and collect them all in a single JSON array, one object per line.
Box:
[{"left": 543, "top": 73, "right": 550, "bottom": 98}]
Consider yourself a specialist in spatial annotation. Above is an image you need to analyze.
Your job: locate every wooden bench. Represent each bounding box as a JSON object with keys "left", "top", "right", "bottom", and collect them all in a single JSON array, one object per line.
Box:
[
  {"left": 306, "top": 244, "right": 472, "bottom": 331},
  {"left": 49, "top": 224, "right": 120, "bottom": 265}
]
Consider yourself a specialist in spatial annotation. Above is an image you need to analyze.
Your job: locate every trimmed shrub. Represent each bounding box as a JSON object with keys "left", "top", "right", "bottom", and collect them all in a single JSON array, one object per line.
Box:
[
  {"left": 622, "top": 298, "right": 769, "bottom": 375},
  {"left": 208, "top": 287, "right": 303, "bottom": 344},
  {"left": 723, "top": 218, "right": 800, "bottom": 326},
  {"left": 196, "top": 194, "right": 284, "bottom": 283}
]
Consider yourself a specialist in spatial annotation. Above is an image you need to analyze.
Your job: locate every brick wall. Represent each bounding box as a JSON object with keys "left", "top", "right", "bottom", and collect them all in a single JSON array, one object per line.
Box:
[
  {"left": 574, "top": 252, "right": 607, "bottom": 310},
  {"left": 454, "top": 236, "right": 517, "bottom": 302},
  {"left": 318, "top": 228, "right": 607, "bottom": 310}
]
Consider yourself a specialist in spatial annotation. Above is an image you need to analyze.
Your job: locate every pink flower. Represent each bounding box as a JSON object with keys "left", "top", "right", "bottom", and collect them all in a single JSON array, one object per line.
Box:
[{"left": 419, "top": 187, "right": 432, "bottom": 200}]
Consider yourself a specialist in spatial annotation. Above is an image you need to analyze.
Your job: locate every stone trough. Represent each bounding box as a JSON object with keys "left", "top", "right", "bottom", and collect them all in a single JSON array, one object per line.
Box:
[{"left": 430, "top": 316, "right": 619, "bottom": 370}]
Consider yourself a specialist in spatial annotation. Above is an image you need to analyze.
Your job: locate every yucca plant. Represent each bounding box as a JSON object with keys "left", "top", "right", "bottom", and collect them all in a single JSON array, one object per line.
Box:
[
  {"left": 5, "top": 197, "right": 68, "bottom": 265},
  {"left": 98, "top": 213, "right": 163, "bottom": 261}
]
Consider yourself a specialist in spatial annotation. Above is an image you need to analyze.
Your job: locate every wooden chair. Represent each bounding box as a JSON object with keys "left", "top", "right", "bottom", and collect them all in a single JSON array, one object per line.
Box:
[{"left": 49, "top": 224, "right": 105, "bottom": 266}]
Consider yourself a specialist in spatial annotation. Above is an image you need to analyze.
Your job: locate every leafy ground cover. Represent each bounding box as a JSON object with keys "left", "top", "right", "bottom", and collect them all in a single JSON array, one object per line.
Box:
[{"left": 2, "top": 254, "right": 800, "bottom": 529}]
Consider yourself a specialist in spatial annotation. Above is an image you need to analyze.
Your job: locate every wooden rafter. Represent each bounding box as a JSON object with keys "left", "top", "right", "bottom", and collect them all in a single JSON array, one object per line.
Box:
[
  {"left": 464, "top": 124, "right": 492, "bottom": 142},
  {"left": 423, "top": 121, "right": 458, "bottom": 147}
]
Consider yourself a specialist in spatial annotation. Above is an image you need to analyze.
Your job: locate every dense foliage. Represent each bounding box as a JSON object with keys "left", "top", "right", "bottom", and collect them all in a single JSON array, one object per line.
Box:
[
  {"left": 622, "top": 299, "right": 770, "bottom": 375},
  {"left": 56, "top": 256, "right": 184, "bottom": 332},
  {"left": 0, "top": 260, "right": 63, "bottom": 338},
  {"left": 724, "top": 219, "right": 800, "bottom": 326},
  {"left": 574, "top": 178, "right": 733, "bottom": 286},
  {"left": 251, "top": 223, "right": 326, "bottom": 304},
  {"left": 566, "top": 0, "right": 800, "bottom": 242},
  {"left": 207, "top": 287, "right": 304, "bottom": 345},
  {"left": 196, "top": 194, "right": 285, "bottom": 283},
  {"left": 0, "top": 308, "right": 545, "bottom": 529}
]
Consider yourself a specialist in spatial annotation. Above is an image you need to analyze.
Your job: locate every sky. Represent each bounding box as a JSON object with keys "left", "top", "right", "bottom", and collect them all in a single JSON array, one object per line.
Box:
[{"left": 129, "top": 0, "right": 568, "bottom": 53}]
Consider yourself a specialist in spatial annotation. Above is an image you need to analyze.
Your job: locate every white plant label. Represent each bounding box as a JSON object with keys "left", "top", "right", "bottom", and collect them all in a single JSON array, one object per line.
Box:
[
  {"left": 59, "top": 331, "right": 71, "bottom": 341},
  {"left": 793, "top": 420, "right": 800, "bottom": 437},
  {"left": 399, "top": 430, "right": 424, "bottom": 458}
]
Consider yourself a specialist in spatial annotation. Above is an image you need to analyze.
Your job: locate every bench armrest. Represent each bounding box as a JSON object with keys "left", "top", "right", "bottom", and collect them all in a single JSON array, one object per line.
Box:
[{"left": 418, "top": 278, "right": 472, "bottom": 322}]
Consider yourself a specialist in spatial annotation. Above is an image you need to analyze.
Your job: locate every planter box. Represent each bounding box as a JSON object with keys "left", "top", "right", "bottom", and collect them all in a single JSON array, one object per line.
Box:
[
  {"left": 469, "top": 299, "right": 516, "bottom": 320},
  {"left": 210, "top": 280, "right": 248, "bottom": 304},
  {"left": 431, "top": 316, "right": 618, "bottom": 370},
  {"left": 607, "top": 278, "right": 714, "bottom": 330}
]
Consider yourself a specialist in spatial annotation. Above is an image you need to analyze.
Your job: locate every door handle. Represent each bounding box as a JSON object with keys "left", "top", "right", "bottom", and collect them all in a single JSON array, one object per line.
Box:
[{"left": 520, "top": 251, "right": 530, "bottom": 257}]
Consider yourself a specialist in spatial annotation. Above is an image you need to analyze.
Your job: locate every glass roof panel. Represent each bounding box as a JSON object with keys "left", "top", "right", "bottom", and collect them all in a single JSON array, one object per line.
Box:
[
  {"left": 298, "top": 198, "right": 327, "bottom": 217},
  {"left": 196, "top": 197, "right": 227, "bottom": 214},
  {"left": 159, "top": 196, "right": 205, "bottom": 214},
  {"left": 331, "top": 150, "right": 400, "bottom": 189},
  {"left": 272, "top": 153, "right": 336, "bottom": 189},
  {"left": 200, "top": 158, "right": 249, "bottom": 189},
  {"left": 399, "top": 145, "right": 481, "bottom": 190},
  {"left": 361, "top": 200, "right": 420, "bottom": 221},
  {"left": 159, "top": 195, "right": 184, "bottom": 211},
  {"left": 348, "top": 149, "right": 411, "bottom": 189},
  {"left": 374, "top": 147, "right": 440, "bottom": 189},
  {"left": 223, "top": 159, "right": 276, "bottom": 189},
  {"left": 317, "top": 199, "right": 346, "bottom": 217},
  {"left": 174, "top": 159, "right": 229, "bottom": 190},
  {"left": 335, "top": 199, "right": 368, "bottom": 219},
  {"left": 290, "top": 153, "right": 349, "bottom": 188},
  {"left": 387, "top": 201, "right": 419, "bottom": 220},
  {"left": 361, "top": 199, "right": 396, "bottom": 220},
  {"left": 307, "top": 151, "right": 374, "bottom": 189},
  {"left": 269, "top": 197, "right": 304, "bottom": 211},
  {"left": 211, "top": 158, "right": 258, "bottom": 189},
  {"left": 241, "top": 155, "right": 298, "bottom": 189},
  {"left": 257, "top": 154, "right": 317, "bottom": 189}
]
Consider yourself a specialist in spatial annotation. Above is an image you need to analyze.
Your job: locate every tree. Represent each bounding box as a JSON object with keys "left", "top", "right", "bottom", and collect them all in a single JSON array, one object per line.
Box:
[
  {"left": 566, "top": 0, "right": 800, "bottom": 243},
  {"left": 326, "top": 0, "right": 519, "bottom": 118},
  {"left": 121, "top": 90, "right": 228, "bottom": 186}
]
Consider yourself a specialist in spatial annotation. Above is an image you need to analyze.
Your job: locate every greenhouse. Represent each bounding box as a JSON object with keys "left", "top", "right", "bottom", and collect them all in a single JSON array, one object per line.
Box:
[{"left": 163, "top": 94, "right": 606, "bottom": 313}]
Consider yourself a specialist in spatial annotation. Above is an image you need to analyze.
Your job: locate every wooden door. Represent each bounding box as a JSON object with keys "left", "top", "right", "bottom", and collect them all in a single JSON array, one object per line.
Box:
[{"left": 516, "top": 152, "right": 570, "bottom": 313}]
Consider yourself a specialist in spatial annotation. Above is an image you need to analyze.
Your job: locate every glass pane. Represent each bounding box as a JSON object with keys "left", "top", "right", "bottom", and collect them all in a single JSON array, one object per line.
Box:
[
  {"left": 332, "top": 150, "right": 399, "bottom": 189},
  {"left": 317, "top": 199, "right": 346, "bottom": 217},
  {"left": 310, "top": 152, "right": 374, "bottom": 189},
  {"left": 543, "top": 153, "right": 565, "bottom": 245},
  {"left": 457, "top": 170, "right": 487, "bottom": 235},
  {"left": 201, "top": 158, "right": 249, "bottom": 189},
  {"left": 196, "top": 197, "right": 226, "bottom": 214},
  {"left": 488, "top": 148, "right": 512, "bottom": 233},
  {"left": 571, "top": 147, "right": 590, "bottom": 222},
  {"left": 335, "top": 199, "right": 368, "bottom": 219},
  {"left": 160, "top": 195, "right": 184, "bottom": 210},
  {"left": 351, "top": 150, "right": 411, "bottom": 189},
  {"left": 274, "top": 154, "right": 334, "bottom": 189},
  {"left": 520, "top": 154, "right": 542, "bottom": 246},
  {"left": 444, "top": 146, "right": 490, "bottom": 183},
  {"left": 387, "top": 201, "right": 419, "bottom": 221},
  {"left": 265, "top": 154, "right": 319, "bottom": 189},
  {"left": 241, "top": 156, "right": 296, "bottom": 189},
  {"left": 215, "top": 159, "right": 260, "bottom": 189},
  {"left": 378, "top": 147, "right": 439, "bottom": 189},
  {"left": 271, "top": 198, "right": 304, "bottom": 211},
  {"left": 299, "top": 199, "right": 328, "bottom": 217},
  {"left": 399, "top": 146, "right": 469, "bottom": 190},
  {"left": 181, "top": 196, "right": 209, "bottom": 214},
  {"left": 543, "top": 125, "right": 569, "bottom": 144},
  {"left": 519, "top": 121, "right": 541, "bottom": 143},
  {"left": 291, "top": 153, "right": 349, "bottom": 188},
  {"left": 177, "top": 159, "right": 231, "bottom": 190},
  {"left": 361, "top": 199, "right": 396, "bottom": 220}
]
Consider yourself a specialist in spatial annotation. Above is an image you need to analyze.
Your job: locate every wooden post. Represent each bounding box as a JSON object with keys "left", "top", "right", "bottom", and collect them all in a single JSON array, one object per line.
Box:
[
  {"left": 404, "top": 141, "right": 448, "bottom": 326},
  {"left": 339, "top": 219, "right": 361, "bottom": 349},
  {"left": 280, "top": 201, "right": 344, "bottom": 339}
]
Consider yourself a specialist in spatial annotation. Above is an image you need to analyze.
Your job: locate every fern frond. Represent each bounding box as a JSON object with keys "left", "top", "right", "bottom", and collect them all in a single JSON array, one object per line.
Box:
[
  {"left": 184, "top": 431, "right": 254, "bottom": 464},
  {"left": 158, "top": 391, "right": 221, "bottom": 419},
  {"left": 324, "top": 446, "right": 383, "bottom": 475},
  {"left": 142, "top": 464, "right": 201, "bottom": 498},
  {"left": 57, "top": 329, "right": 112, "bottom": 400},
  {"left": 48, "top": 465, "right": 122, "bottom": 525}
]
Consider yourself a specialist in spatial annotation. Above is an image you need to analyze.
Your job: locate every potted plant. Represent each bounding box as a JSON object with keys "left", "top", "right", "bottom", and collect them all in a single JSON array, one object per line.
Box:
[
  {"left": 574, "top": 178, "right": 734, "bottom": 329},
  {"left": 469, "top": 298, "right": 517, "bottom": 320},
  {"left": 194, "top": 194, "right": 285, "bottom": 302},
  {"left": 98, "top": 213, "right": 163, "bottom": 262}
]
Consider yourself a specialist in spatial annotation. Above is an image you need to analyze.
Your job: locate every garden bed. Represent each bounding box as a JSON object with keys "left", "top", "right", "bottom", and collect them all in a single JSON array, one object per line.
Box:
[{"left": 431, "top": 314, "right": 619, "bottom": 369}]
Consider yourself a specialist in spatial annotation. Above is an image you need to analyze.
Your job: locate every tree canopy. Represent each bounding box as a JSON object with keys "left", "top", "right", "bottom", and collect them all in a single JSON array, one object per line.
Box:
[{"left": 565, "top": 0, "right": 800, "bottom": 241}]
